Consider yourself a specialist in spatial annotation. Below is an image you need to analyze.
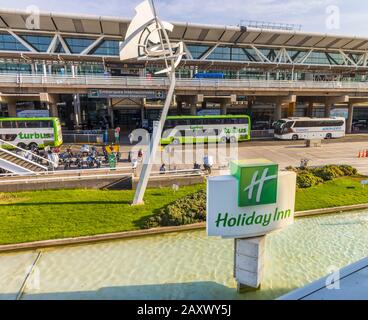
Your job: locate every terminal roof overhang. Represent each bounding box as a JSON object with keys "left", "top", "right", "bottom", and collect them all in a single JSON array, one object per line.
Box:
[
  {"left": 1, "top": 8, "right": 368, "bottom": 50},
  {"left": 1, "top": 8, "right": 368, "bottom": 71}
]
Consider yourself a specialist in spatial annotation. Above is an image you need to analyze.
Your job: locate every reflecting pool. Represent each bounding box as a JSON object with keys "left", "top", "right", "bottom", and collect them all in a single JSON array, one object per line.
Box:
[{"left": 2, "top": 210, "right": 368, "bottom": 300}]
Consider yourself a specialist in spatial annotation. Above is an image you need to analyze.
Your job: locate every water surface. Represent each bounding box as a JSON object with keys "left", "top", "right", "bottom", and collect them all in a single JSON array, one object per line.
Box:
[{"left": 2, "top": 210, "right": 368, "bottom": 300}]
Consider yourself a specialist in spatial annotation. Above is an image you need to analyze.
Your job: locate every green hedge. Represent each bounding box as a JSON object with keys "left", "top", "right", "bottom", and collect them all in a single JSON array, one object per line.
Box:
[
  {"left": 145, "top": 190, "right": 206, "bottom": 228},
  {"left": 297, "top": 173, "right": 323, "bottom": 188},
  {"left": 288, "top": 165, "right": 358, "bottom": 188}
]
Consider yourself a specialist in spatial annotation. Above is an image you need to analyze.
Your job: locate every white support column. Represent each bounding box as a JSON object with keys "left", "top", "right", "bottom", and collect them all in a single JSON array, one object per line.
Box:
[
  {"left": 235, "top": 236, "right": 266, "bottom": 292},
  {"left": 43, "top": 64, "right": 47, "bottom": 76},
  {"left": 57, "top": 34, "right": 71, "bottom": 54},
  {"left": 108, "top": 98, "right": 115, "bottom": 129},
  {"left": 274, "top": 101, "right": 282, "bottom": 121},
  {"left": 325, "top": 102, "right": 332, "bottom": 118},
  {"left": 347, "top": 102, "right": 354, "bottom": 134},
  {"left": 7, "top": 101, "right": 17, "bottom": 117},
  {"left": 221, "top": 101, "right": 227, "bottom": 115},
  {"left": 190, "top": 104, "right": 197, "bottom": 116},
  {"left": 73, "top": 94, "right": 81, "bottom": 127},
  {"left": 47, "top": 34, "right": 59, "bottom": 54},
  {"left": 307, "top": 101, "right": 314, "bottom": 117},
  {"left": 132, "top": 71, "right": 176, "bottom": 205}
]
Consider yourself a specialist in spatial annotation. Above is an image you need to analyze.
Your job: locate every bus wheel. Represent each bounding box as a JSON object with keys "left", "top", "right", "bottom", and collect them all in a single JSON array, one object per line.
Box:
[
  {"left": 219, "top": 136, "right": 227, "bottom": 144},
  {"left": 230, "top": 136, "right": 237, "bottom": 144},
  {"left": 172, "top": 138, "right": 180, "bottom": 145},
  {"left": 325, "top": 133, "right": 332, "bottom": 139},
  {"left": 17, "top": 143, "right": 27, "bottom": 150},
  {"left": 292, "top": 135, "right": 299, "bottom": 141},
  {"left": 28, "top": 143, "right": 38, "bottom": 150}
]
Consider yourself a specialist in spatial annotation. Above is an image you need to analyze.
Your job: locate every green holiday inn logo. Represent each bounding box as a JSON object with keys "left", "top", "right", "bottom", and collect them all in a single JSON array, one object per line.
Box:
[{"left": 230, "top": 160, "right": 278, "bottom": 207}]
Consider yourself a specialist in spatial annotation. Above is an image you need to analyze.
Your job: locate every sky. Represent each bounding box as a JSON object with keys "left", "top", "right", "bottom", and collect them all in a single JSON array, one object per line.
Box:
[{"left": 0, "top": 0, "right": 367, "bottom": 37}]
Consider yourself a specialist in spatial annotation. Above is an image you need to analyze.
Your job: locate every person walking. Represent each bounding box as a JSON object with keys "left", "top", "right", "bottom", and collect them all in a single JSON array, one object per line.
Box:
[
  {"left": 132, "top": 158, "right": 138, "bottom": 176},
  {"left": 114, "top": 127, "right": 121, "bottom": 144},
  {"left": 160, "top": 163, "right": 166, "bottom": 174}
]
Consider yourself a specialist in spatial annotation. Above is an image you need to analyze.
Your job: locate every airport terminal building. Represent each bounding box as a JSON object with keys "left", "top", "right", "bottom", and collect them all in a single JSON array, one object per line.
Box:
[{"left": 0, "top": 9, "right": 368, "bottom": 133}]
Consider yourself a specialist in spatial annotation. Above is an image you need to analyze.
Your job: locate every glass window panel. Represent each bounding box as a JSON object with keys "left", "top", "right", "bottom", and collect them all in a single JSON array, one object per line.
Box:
[
  {"left": 208, "top": 46, "right": 231, "bottom": 61},
  {"left": 91, "top": 40, "right": 120, "bottom": 56},
  {"left": 17, "top": 121, "right": 27, "bottom": 128},
  {"left": 21, "top": 35, "right": 53, "bottom": 52},
  {"left": 0, "top": 33, "right": 29, "bottom": 51},
  {"left": 64, "top": 37, "right": 96, "bottom": 54},
  {"left": 186, "top": 45, "right": 210, "bottom": 59},
  {"left": 1, "top": 121, "right": 13, "bottom": 128}
]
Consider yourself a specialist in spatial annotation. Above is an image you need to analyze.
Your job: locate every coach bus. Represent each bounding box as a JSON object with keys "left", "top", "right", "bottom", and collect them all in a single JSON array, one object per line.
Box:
[
  {"left": 161, "top": 115, "right": 251, "bottom": 145},
  {"left": 0, "top": 117, "right": 63, "bottom": 149},
  {"left": 274, "top": 117, "right": 346, "bottom": 140}
]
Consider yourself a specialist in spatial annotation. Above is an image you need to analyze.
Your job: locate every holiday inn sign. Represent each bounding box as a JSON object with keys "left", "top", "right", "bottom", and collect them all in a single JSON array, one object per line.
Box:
[
  {"left": 207, "top": 159, "right": 297, "bottom": 239},
  {"left": 232, "top": 161, "right": 278, "bottom": 207}
]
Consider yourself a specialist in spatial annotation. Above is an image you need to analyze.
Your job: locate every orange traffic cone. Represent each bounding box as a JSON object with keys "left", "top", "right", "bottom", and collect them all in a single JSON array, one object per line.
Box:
[{"left": 365, "top": 150, "right": 368, "bottom": 158}]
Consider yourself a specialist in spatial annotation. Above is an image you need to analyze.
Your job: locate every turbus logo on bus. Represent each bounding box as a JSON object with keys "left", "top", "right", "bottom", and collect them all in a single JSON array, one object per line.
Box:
[{"left": 18, "top": 132, "right": 54, "bottom": 139}]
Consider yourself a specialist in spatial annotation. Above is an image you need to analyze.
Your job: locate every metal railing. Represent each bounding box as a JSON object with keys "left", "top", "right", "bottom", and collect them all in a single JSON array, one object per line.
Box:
[
  {"left": 0, "top": 167, "right": 203, "bottom": 183},
  {"left": 62, "top": 133, "right": 104, "bottom": 144},
  {"left": 0, "top": 165, "right": 132, "bottom": 179},
  {"left": 0, "top": 172, "right": 132, "bottom": 185},
  {"left": 3, "top": 73, "right": 368, "bottom": 91},
  {"left": 0, "top": 139, "right": 51, "bottom": 172}
]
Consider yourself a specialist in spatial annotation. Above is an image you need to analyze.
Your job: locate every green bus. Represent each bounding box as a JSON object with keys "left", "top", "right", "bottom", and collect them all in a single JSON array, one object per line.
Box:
[
  {"left": 0, "top": 117, "right": 63, "bottom": 149},
  {"left": 161, "top": 115, "right": 251, "bottom": 145}
]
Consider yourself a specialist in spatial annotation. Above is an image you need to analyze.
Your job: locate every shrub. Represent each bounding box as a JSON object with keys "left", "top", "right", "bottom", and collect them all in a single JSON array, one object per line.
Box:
[
  {"left": 297, "top": 173, "right": 323, "bottom": 188},
  {"left": 338, "top": 165, "right": 357, "bottom": 176},
  {"left": 145, "top": 190, "right": 206, "bottom": 228},
  {"left": 295, "top": 164, "right": 357, "bottom": 188},
  {"left": 285, "top": 166, "right": 298, "bottom": 173},
  {"left": 312, "top": 166, "right": 342, "bottom": 181}
]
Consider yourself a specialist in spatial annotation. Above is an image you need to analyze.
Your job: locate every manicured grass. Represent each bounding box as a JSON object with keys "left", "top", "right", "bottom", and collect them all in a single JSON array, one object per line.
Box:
[
  {"left": 1, "top": 176, "right": 368, "bottom": 245},
  {"left": 0, "top": 185, "right": 204, "bottom": 245},
  {"left": 296, "top": 176, "right": 368, "bottom": 211}
]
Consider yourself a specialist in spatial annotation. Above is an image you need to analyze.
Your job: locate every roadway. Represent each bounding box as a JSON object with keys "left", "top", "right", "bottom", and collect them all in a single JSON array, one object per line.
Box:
[
  {"left": 2, "top": 134, "right": 367, "bottom": 181},
  {"left": 143, "top": 134, "right": 368, "bottom": 175}
]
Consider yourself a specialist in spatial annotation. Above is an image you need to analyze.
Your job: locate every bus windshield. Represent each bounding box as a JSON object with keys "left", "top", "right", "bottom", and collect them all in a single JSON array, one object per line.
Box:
[{"left": 274, "top": 120, "right": 286, "bottom": 130}]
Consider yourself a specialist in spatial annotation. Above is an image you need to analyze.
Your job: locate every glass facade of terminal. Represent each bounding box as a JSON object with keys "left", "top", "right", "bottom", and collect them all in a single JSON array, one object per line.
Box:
[
  {"left": 0, "top": 30, "right": 367, "bottom": 131},
  {"left": 0, "top": 30, "right": 364, "bottom": 78}
]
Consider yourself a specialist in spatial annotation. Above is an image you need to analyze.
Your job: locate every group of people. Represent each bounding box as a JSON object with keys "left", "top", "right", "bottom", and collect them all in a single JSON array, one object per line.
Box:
[
  {"left": 19, "top": 146, "right": 60, "bottom": 170},
  {"left": 158, "top": 154, "right": 214, "bottom": 175},
  {"left": 130, "top": 152, "right": 214, "bottom": 176}
]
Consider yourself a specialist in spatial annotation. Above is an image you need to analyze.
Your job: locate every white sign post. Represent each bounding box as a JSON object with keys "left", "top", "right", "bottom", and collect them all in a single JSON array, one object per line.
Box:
[
  {"left": 207, "top": 159, "right": 297, "bottom": 291},
  {"left": 120, "top": 0, "right": 185, "bottom": 205}
]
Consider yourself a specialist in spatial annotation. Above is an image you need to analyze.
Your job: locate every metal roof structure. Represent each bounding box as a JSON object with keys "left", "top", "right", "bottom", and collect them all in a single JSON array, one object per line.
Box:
[
  {"left": 0, "top": 8, "right": 368, "bottom": 51},
  {"left": 0, "top": 8, "right": 368, "bottom": 71}
]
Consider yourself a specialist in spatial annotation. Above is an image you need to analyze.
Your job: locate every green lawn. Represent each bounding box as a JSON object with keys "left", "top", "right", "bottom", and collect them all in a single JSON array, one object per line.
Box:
[
  {"left": 0, "top": 185, "right": 204, "bottom": 245},
  {"left": 0, "top": 176, "right": 368, "bottom": 245},
  {"left": 296, "top": 176, "right": 368, "bottom": 211}
]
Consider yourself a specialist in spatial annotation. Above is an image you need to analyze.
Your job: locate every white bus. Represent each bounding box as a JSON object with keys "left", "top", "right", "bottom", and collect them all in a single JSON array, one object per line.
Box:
[
  {"left": 274, "top": 117, "right": 346, "bottom": 140},
  {"left": 161, "top": 115, "right": 251, "bottom": 145},
  {"left": 0, "top": 117, "right": 63, "bottom": 149}
]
